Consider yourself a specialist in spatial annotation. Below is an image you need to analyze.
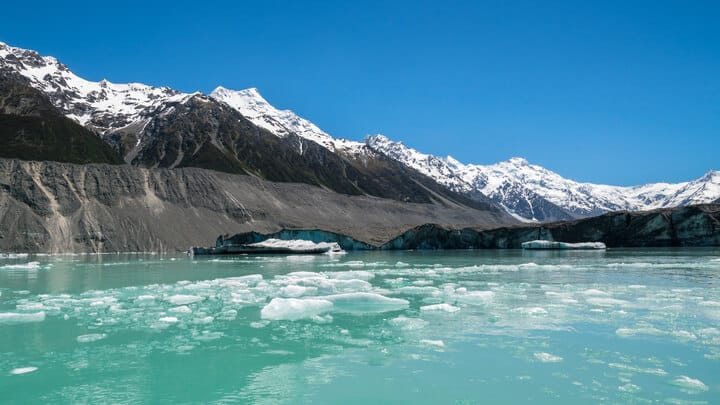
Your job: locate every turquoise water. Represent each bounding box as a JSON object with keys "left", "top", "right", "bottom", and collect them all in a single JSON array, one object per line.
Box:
[{"left": 1, "top": 249, "right": 719, "bottom": 403}]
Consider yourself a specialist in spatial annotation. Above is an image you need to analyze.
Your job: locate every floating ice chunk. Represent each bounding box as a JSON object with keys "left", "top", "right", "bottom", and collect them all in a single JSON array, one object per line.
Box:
[
  {"left": 326, "top": 270, "right": 374, "bottom": 281},
  {"left": 395, "top": 262, "right": 410, "bottom": 267},
  {"left": 316, "top": 279, "right": 372, "bottom": 294},
  {"left": 582, "top": 289, "right": 610, "bottom": 296},
  {"left": 77, "top": 333, "right": 107, "bottom": 343},
  {"left": 169, "top": 305, "right": 192, "bottom": 314},
  {"left": 515, "top": 307, "right": 548, "bottom": 316},
  {"left": 534, "top": 352, "right": 563, "bottom": 363},
  {"left": 250, "top": 320, "right": 270, "bottom": 328},
  {"left": 224, "top": 274, "right": 264, "bottom": 285},
  {"left": 420, "top": 339, "right": 445, "bottom": 348},
  {"left": 260, "top": 298, "right": 333, "bottom": 321},
  {"left": 0, "top": 261, "right": 41, "bottom": 270},
  {"left": 0, "top": 311, "right": 46, "bottom": 324},
  {"left": 420, "top": 303, "right": 460, "bottom": 313},
  {"left": 522, "top": 240, "right": 606, "bottom": 249},
  {"left": 165, "top": 295, "right": 203, "bottom": 305},
  {"left": 389, "top": 316, "right": 429, "bottom": 330},
  {"left": 586, "top": 297, "right": 630, "bottom": 307},
  {"left": 396, "top": 286, "right": 440, "bottom": 296},
  {"left": 279, "top": 285, "right": 313, "bottom": 298},
  {"left": 159, "top": 316, "right": 179, "bottom": 323},
  {"left": 135, "top": 295, "right": 156, "bottom": 304},
  {"left": 671, "top": 376, "right": 708, "bottom": 394},
  {"left": 192, "top": 316, "right": 215, "bottom": 324},
  {"left": 618, "top": 383, "right": 641, "bottom": 393},
  {"left": 455, "top": 291, "right": 495, "bottom": 305},
  {"left": 264, "top": 350, "right": 294, "bottom": 356},
  {"left": 608, "top": 363, "right": 667, "bottom": 376},
  {"left": 615, "top": 326, "right": 664, "bottom": 337},
  {"left": 323, "top": 293, "right": 409, "bottom": 314},
  {"left": 671, "top": 330, "right": 697, "bottom": 341},
  {"left": 10, "top": 367, "right": 38, "bottom": 375},
  {"left": 246, "top": 238, "right": 342, "bottom": 253},
  {"left": 286, "top": 271, "right": 322, "bottom": 279},
  {"left": 193, "top": 331, "right": 224, "bottom": 341},
  {"left": 311, "top": 314, "right": 333, "bottom": 323}
]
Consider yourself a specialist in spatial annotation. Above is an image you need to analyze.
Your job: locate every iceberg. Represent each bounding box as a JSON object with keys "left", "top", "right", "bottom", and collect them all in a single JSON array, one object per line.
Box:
[
  {"left": 190, "top": 238, "right": 344, "bottom": 256},
  {"left": 521, "top": 240, "right": 606, "bottom": 250},
  {"left": 260, "top": 298, "right": 333, "bottom": 321},
  {"left": 246, "top": 239, "right": 343, "bottom": 253}
]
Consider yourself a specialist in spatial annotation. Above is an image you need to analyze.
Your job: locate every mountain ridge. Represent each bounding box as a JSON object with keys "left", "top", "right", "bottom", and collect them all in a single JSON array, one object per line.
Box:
[
  {"left": 365, "top": 134, "right": 720, "bottom": 221},
  {"left": 0, "top": 40, "right": 511, "bottom": 218},
  {"left": 1, "top": 40, "right": 717, "bottom": 222}
]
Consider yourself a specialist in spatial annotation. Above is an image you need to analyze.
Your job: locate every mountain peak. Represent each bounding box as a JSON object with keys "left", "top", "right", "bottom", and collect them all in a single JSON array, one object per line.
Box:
[
  {"left": 507, "top": 157, "right": 529, "bottom": 166},
  {"left": 365, "top": 134, "right": 393, "bottom": 145}
]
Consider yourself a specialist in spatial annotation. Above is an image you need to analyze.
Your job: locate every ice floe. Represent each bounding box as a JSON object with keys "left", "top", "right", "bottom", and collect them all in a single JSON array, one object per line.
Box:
[
  {"left": 10, "top": 367, "right": 38, "bottom": 375},
  {"left": 0, "top": 261, "right": 41, "bottom": 270},
  {"left": 260, "top": 298, "right": 333, "bottom": 321},
  {"left": 164, "top": 294, "right": 204, "bottom": 306},
  {"left": 420, "top": 303, "right": 460, "bottom": 313},
  {"left": 670, "top": 376, "right": 709, "bottom": 394},
  {"left": 77, "top": 333, "right": 108, "bottom": 343},
  {"left": 534, "top": 352, "right": 563, "bottom": 363},
  {"left": 322, "top": 293, "right": 409, "bottom": 314},
  {"left": 0, "top": 311, "right": 46, "bottom": 324}
]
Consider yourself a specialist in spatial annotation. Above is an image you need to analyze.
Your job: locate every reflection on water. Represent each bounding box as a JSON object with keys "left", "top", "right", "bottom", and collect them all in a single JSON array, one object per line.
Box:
[{"left": 1, "top": 249, "right": 719, "bottom": 403}]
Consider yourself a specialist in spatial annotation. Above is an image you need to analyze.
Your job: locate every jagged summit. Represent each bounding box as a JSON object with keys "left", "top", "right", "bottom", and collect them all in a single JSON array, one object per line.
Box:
[
  {"left": 0, "top": 41, "right": 185, "bottom": 133},
  {"left": 0, "top": 42, "right": 366, "bottom": 155},
  {"left": 365, "top": 137, "right": 720, "bottom": 221},
  {"left": 209, "top": 85, "right": 366, "bottom": 154}
]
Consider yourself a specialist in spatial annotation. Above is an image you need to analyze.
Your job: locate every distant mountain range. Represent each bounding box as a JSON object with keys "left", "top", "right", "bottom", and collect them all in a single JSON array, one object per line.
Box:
[
  {"left": 365, "top": 135, "right": 720, "bottom": 221},
  {"left": 1, "top": 41, "right": 717, "bottom": 222}
]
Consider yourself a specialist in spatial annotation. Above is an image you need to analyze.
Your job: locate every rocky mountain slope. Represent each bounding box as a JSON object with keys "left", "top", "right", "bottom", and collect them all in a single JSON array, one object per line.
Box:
[
  {"left": 0, "top": 159, "right": 512, "bottom": 253},
  {"left": 0, "top": 70, "right": 123, "bottom": 165},
  {"left": 0, "top": 41, "right": 505, "bottom": 211},
  {"left": 366, "top": 135, "right": 720, "bottom": 222}
]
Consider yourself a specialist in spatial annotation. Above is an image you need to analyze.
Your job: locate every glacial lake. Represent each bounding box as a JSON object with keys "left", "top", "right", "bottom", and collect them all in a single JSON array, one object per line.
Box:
[{"left": 1, "top": 249, "right": 719, "bottom": 404}]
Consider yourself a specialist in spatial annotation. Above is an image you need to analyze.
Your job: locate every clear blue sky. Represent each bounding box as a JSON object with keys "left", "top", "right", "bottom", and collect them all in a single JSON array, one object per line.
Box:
[{"left": 2, "top": 0, "right": 718, "bottom": 185}]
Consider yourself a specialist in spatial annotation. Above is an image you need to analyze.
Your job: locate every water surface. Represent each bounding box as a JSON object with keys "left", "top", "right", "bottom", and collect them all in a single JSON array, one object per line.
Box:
[{"left": 1, "top": 249, "right": 719, "bottom": 403}]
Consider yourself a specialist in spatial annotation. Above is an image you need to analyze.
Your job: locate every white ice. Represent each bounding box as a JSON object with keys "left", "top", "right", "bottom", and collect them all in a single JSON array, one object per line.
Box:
[{"left": 260, "top": 298, "right": 333, "bottom": 321}]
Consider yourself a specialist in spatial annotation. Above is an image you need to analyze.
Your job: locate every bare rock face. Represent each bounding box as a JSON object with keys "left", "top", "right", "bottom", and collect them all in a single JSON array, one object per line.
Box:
[{"left": 0, "top": 159, "right": 515, "bottom": 253}]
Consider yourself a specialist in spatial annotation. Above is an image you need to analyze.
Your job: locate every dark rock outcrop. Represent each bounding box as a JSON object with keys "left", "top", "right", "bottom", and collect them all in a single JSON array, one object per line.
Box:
[
  {"left": 383, "top": 204, "right": 720, "bottom": 249},
  {"left": 0, "top": 71, "right": 124, "bottom": 165}
]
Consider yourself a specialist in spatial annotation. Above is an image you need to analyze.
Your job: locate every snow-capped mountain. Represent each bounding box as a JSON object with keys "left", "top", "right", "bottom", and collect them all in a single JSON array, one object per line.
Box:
[
  {"left": 1, "top": 41, "right": 508, "bottom": 215},
  {"left": 366, "top": 135, "right": 720, "bottom": 221},
  {"left": 0, "top": 41, "right": 192, "bottom": 134},
  {"left": 0, "top": 41, "right": 366, "bottom": 156},
  {"left": 209, "top": 86, "right": 366, "bottom": 156},
  {"left": 2, "top": 41, "right": 717, "bottom": 222}
]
